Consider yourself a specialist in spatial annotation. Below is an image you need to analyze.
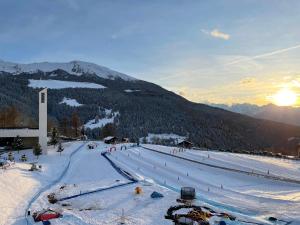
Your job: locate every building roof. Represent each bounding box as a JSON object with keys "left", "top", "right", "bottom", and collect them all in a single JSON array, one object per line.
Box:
[
  {"left": 104, "top": 136, "right": 116, "bottom": 141},
  {"left": 178, "top": 140, "right": 193, "bottom": 145}
]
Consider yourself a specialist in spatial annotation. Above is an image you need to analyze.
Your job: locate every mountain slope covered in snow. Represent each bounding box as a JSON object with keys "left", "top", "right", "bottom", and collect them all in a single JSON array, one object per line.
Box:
[
  {"left": 0, "top": 59, "right": 136, "bottom": 81},
  {"left": 1, "top": 60, "right": 300, "bottom": 154}
]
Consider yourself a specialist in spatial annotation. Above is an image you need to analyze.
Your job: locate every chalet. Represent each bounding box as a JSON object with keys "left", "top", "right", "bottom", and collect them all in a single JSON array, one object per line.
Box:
[
  {"left": 104, "top": 136, "right": 117, "bottom": 144},
  {"left": 121, "top": 137, "right": 129, "bottom": 143},
  {"left": 177, "top": 140, "right": 193, "bottom": 149}
]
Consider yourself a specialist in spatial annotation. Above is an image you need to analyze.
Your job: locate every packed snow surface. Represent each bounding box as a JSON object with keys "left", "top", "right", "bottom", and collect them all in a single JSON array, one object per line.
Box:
[
  {"left": 0, "top": 59, "right": 136, "bottom": 80},
  {"left": 28, "top": 79, "right": 106, "bottom": 89},
  {"left": 108, "top": 144, "right": 300, "bottom": 224},
  {"left": 1, "top": 142, "right": 300, "bottom": 225},
  {"left": 59, "top": 97, "right": 83, "bottom": 107},
  {"left": 85, "top": 109, "right": 119, "bottom": 129},
  {"left": 0, "top": 142, "right": 85, "bottom": 225}
]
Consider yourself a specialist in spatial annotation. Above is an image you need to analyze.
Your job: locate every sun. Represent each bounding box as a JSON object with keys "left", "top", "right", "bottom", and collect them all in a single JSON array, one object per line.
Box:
[{"left": 272, "top": 88, "right": 297, "bottom": 106}]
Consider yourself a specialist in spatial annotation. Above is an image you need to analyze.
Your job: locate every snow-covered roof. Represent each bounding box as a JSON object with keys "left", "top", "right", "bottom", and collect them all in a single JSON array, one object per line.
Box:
[
  {"left": 0, "top": 59, "right": 136, "bottom": 81},
  {"left": 104, "top": 136, "right": 116, "bottom": 141},
  {"left": 178, "top": 140, "right": 193, "bottom": 144}
]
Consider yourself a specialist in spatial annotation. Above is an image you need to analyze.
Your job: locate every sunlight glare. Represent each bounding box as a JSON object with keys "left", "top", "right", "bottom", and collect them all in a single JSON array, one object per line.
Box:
[{"left": 272, "top": 88, "right": 297, "bottom": 106}]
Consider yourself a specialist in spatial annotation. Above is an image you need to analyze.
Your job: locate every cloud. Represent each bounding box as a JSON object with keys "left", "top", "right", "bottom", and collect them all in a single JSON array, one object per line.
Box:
[
  {"left": 202, "top": 29, "right": 230, "bottom": 40},
  {"left": 239, "top": 77, "right": 257, "bottom": 85},
  {"left": 226, "top": 44, "right": 300, "bottom": 65}
]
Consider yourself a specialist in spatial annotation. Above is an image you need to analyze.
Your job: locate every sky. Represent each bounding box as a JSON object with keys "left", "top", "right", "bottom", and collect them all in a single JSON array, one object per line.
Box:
[{"left": 1, "top": 0, "right": 300, "bottom": 106}]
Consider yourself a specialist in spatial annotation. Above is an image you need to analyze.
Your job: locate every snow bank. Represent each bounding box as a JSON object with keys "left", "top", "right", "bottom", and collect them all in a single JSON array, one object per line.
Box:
[
  {"left": 28, "top": 79, "right": 106, "bottom": 89},
  {"left": 59, "top": 97, "right": 83, "bottom": 107}
]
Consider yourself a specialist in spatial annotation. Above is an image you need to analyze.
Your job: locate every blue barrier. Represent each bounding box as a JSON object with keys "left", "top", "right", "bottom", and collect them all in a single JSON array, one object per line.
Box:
[
  {"left": 101, "top": 152, "right": 138, "bottom": 182},
  {"left": 59, "top": 181, "right": 135, "bottom": 201},
  {"left": 54, "top": 151, "right": 138, "bottom": 202}
]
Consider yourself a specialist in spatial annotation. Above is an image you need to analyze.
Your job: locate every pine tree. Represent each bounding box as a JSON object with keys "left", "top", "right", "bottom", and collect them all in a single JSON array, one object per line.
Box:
[
  {"left": 142, "top": 137, "right": 147, "bottom": 144},
  {"left": 81, "top": 126, "right": 85, "bottom": 136},
  {"left": 50, "top": 127, "right": 59, "bottom": 146},
  {"left": 33, "top": 143, "right": 42, "bottom": 159},
  {"left": 60, "top": 117, "right": 68, "bottom": 136},
  {"left": 16, "top": 135, "right": 23, "bottom": 154},
  {"left": 71, "top": 111, "right": 81, "bottom": 137},
  {"left": 100, "top": 123, "right": 116, "bottom": 139}
]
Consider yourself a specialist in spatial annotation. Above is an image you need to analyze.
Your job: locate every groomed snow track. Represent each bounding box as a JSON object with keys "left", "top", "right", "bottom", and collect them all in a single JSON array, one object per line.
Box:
[
  {"left": 141, "top": 146, "right": 300, "bottom": 185},
  {"left": 25, "top": 142, "right": 87, "bottom": 225},
  {"left": 57, "top": 152, "right": 138, "bottom": 202},
  {"left": 101, "top": 151, "right": 138, "bottom": 182}
]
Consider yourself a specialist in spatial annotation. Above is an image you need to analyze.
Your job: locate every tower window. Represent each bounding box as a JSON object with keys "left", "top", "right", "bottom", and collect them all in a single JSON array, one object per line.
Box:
[{"left": 41, "top": 93, "right": 45, "bottom": 103}]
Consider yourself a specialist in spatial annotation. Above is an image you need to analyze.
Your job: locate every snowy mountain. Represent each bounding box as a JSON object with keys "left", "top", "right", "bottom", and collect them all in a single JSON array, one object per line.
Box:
[
  {"left": 211, "top": 103, "right": 300, "bottom": 126},
  {"left": 1, "top": 60, "right": 300, "bottom": 154},
  {"left": 0, "top": 59, "right": 136, "bottom": 81}
]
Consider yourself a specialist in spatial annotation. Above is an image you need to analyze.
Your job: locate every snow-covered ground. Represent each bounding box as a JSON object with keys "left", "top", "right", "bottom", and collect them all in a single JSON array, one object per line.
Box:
[
  {"left": 30, "top": 142, "right": 177, "bottom": 225},
  {"left": 140, "top": 133, "right": 186, "bottom": 144},
  {"left": 143, "top": 144, "right": 300, "bottom": 181},
  {"left": 0, "top": 142, "right": 85, "bottom": 225},
  {"left": 85, "top": 109, "right": 119, "bottom": 129},
  {"left": 28, "top": 79, "right": 106, "bottom": 89},
  {"left": 59, "top": 97, "right": 83, "bottom": 107},
  {"left": 1, "top": 142, "right": 299, "bottom": 225},
  {"left": 59, "top": 97, "right": 82, "bottom": 107},
  {"left": 108, "top": 144, "right": 300, "bottom": 224},
  {"left": 124, "top": 89, "right": 140, "bottom": 93}
]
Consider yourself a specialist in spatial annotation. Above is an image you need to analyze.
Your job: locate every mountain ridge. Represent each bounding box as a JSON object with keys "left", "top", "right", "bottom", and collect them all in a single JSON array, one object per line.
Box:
[
  {"left": 0, "top": 60, "right": 299, "bottom": 155},
  {"left": 0, "top": 59, "right": 136, "bottom": 81},
  {"left": 210, "top": 103, "right": 300, "bottom": 126}
]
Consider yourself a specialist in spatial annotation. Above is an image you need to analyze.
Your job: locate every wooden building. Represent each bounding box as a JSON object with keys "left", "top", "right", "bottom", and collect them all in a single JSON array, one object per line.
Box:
[
  {"left": 177, "top": 140, "right": 193, "bottom": 149},
  {"left": 104, "top": 136, "right": 117, "bottom": 144}
]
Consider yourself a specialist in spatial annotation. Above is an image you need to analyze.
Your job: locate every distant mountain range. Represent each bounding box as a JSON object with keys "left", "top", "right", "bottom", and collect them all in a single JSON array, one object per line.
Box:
[
  {"left": 210, "top": 103, "right": 300, "bottom": 126},
  {"left": 0, "top": 59, "right": 300, "bottom": 155}
]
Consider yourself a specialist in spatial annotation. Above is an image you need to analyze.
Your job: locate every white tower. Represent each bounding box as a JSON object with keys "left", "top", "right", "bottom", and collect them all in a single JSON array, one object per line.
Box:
[{"left": 39, "top": 88, "right": 48, "bottom": 154}]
